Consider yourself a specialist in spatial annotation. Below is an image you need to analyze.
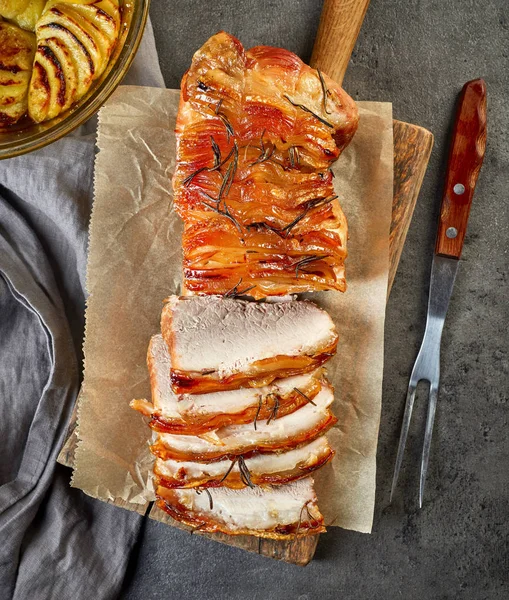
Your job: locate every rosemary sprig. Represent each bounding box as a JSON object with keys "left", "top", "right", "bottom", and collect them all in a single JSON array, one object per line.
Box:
[
  {"left": 238, "top": 456, "right": 255, "bottom": 488},
  {"left": 266, "top": 393, "right": 280, "bottom": 424},
  {"left": 215, "top": 142, "right": 237, "bottom": 171},
  {"left": 195, "top": 487, "right": 214, "bottom": 510},
  {"left": 218, "top": 457, "right": 238, "bottom": 483},
  {"left": 253, "top": 396, "right": 263, "bottom": 431},
  {"left": 222, "top": 203, "right": 243, "bottom": 234},
  {"left": 250, "top": 144, "right": 274, "bottom": 166},
  {"left": 222, "top": 141, "right": 238, "bottom": 198},
  {"left": 292, "top": 254, "right": 330, "bottom": 278},
  {"left": 214, "top": 98, "right": 223, "bottom": 114},
  {"left": 183, "top": 166, "right": 208, "bottom": 186},
  {"left": 281, "top": 195, "right": 337, "bottom": 237},
  {"left": 305, "top": 503, "right": 319, "bottom": 526},
  {"left": 224, "top": 277, "right": 256, "bottom": 299},
  {"left": 284, "top": 95, "right": 334, "bottom": 128},
  {"left": 199, "top": 190, "right": 218, "bottom": 203},
  {"left": 317, "top": 69, "right": 331, "bottom": 115},
  {"left": 218, "top": 112, "right": 234, "bottom": 141},
  {"left": 294, "top": 501, "right": 318, "bottom": 538},
  {"left": 294, "top": 387, "right": 317, "bottom": 406},
  {"left": 280, "top": 210, "right": 307, "bottom": 236},
  {"left": 294, "top": 502, "right": 305, "bottom": 538},
  {"left": 196, "top": 140, "right": 240, "bottom": 231},
  {"left": 190, "top": 522, "right": 207, "bottom": 535},
  {"left": 246, "top": 221, "right": 285, "bottom": 238},
  {"left": 200, "top": 200, "right": 243, "bottom": 234},
  {"left": 210, "top": 136, "right": 221, "bottom": 167},
  {"left": 245, "top": 194, "right": 336, "bottom": 240},
  {"left": 288, "top": 146, "right": 299, "bottom": 168},
  {"left": 183, "top": 138, "right": 236, "bottom": 187},
  {"left": 217, "top": 161, "right": 235, "bottom": 203},
  {"left": 250, "top": 130, "right": 275, "bottom": 166}
]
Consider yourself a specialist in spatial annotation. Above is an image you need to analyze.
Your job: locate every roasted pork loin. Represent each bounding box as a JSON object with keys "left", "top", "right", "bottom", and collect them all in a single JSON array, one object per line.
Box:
[
  {"left": 162, "top": 295, "right": 338, "bottom": 394},
  {"left": 155, "top": 436, "right": 333, "bottom": 489},
  {"left": 173, "top": 31, "right": 358, "bottom": 298},
  {"left": 157, "top": 477, "right": 325, "bottom": 538},
  {"left": 133, "top": 31, "right": 351, "bottom": 539},
  {"left": 130, "top": 333, "right": 323, "bottom": 435}
]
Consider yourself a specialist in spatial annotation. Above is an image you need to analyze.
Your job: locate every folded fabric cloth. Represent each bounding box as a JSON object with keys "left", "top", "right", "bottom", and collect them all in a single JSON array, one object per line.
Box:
[{"left": 0, "top": 20, "right": 164, "bottom": 600}]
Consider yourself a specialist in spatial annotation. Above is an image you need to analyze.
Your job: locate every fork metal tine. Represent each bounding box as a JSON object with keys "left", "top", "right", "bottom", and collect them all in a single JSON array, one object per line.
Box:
[
  {"left": 419, "top": 383, "right": 439, "bottom": 508},
  {"left": 391, "top": 255, "right": 458, "bottom": 507},
  {"left": 390, "top": 382, "right": 417, "bottom": 503}
]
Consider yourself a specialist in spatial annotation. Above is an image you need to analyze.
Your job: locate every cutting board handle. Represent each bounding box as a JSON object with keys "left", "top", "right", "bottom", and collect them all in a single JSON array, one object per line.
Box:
[{"left": 310, "top": 0, "right": 371, "bottom": 84}]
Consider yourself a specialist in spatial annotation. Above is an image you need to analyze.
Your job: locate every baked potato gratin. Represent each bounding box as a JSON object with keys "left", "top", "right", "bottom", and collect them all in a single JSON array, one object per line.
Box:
[{"left": 0, "top": 0, "right": 121, "bottom": 126}]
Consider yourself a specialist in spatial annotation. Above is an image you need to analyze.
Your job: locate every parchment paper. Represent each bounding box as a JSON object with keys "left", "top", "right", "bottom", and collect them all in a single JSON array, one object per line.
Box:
[{"left": 72, "top": 85, "right": 393, "bottom": 533}]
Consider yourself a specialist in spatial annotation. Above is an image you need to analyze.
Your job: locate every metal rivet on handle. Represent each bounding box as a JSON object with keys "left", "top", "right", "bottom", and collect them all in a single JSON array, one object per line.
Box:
[
  {"left": 453, "top": 183, "right": 465, "bottom": 195},
  {"left": 446, "top": 227, "right": 458, "bottom": 239}
]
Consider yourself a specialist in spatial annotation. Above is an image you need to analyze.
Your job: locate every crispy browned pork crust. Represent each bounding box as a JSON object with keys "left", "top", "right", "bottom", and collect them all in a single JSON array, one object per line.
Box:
[{"left": 173, "top": 31, "right": 358, "bottom": 298}]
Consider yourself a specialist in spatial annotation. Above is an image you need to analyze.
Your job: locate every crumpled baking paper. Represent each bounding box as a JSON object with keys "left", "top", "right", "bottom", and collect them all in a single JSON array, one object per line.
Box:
[{"left": 71, "top": 85, "right": 393, "bottom": 534}]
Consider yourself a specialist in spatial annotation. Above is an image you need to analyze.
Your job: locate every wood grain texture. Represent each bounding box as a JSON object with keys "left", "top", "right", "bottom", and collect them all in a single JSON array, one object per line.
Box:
[
  {"left": 435, "top": 79, "right": 486, "bottom": 258},
  {"left": 310, "top": 0, "right": 371, "bottom": 85},
  {"left": 389, "top": 121, "right": 434, "bottom": 293},
  {"left": 149, "top": 504, "right": 319, "bottom": 566}
]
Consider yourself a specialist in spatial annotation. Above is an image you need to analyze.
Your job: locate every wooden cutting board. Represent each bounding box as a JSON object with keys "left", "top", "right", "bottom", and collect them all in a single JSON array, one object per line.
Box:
[{"left": 58, "top": 0, "right": 433, "bottom": 567}]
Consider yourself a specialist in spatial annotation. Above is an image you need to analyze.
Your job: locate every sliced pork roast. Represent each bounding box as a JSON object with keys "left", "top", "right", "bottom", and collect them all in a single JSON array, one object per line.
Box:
[
  {"left": 131, "top": 333, "right": 323, "bottom": 435},
  {"left": 151, "top": 383, "right": 336, "bottom": 462},
  {"left": 157, "top": 477, "right": 325, "bottom": 538},
  {"left": 161, "top": 295, "right": 338, "bottom": 394},
  {"left": 155, "top": 436, "right": 333, "bottom": 489}
]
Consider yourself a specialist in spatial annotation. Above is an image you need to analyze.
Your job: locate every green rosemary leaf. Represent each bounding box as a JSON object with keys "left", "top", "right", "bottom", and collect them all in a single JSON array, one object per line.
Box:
[{"left": 284, "top": 95, "right": 334, "bottom": 128}]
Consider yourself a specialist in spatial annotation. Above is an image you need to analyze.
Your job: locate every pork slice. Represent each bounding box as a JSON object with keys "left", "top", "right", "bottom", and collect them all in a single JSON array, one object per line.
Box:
[
  {"left": 155, "top": 436, "right": 333, "bottom": 489},
  {"left": 162, "top": 295, "right": 338, "bottom": 394},
  {"left": 152, "top": 384, "right": 336, "bottom": 462},
  {"left": 130, "top": 333, "right": 323, "bottom": 435},
  {"left": 156, "top": 476, "right": 325, "bottom": 538}
]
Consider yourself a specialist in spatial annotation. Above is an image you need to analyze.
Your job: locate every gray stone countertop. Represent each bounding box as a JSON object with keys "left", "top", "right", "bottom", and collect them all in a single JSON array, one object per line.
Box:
[{"left": 121, "top": 1, "right": 508, "bottom": 598}]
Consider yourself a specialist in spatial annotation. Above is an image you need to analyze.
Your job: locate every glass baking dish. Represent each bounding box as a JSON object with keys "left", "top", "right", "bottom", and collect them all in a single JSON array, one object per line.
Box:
[{"left": 0, "top": 0, "right": 149, "bottom": 159}]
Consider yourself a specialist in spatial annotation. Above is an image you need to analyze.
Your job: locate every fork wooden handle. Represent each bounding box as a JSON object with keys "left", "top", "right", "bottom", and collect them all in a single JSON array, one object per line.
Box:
[
  {"left": 435, "top": 79, "right": 487, "bottom": 259},
  {"left": 310, "top": 0, "right": 371, "bottom": 84}
]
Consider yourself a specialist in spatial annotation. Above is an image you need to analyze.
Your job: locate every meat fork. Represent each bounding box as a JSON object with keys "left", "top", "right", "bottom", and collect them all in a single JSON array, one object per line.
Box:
[{"left": 390, "top": 79, "right": 487, "bottom": 508}]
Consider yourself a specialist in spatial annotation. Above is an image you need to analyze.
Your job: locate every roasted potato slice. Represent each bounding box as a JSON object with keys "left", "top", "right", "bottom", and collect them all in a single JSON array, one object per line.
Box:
[
  {"left": 28, "top": 0, "right": 120, "bottom": 123},
  {"left": 11, "top": 0, "right": 47, "bottom": 31},
  {"left": 0, "top": 1, "right": 31, "bottom": 22},
  {"left": 0, "top": 20, "right": 35, "bottom": 126},
  {"left": 0, "top": 1, "right": 47, "bottom": 32}
]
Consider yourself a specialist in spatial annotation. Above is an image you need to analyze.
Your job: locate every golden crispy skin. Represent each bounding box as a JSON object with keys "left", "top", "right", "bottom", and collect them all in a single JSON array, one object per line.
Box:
[
  {"left": 173, "top": 32, "right": 359, "bottom": 298},
  {"left": 28, "top": 0, "right": 120, "bottom": 123},
  {"left": 0, "top": 20, "right": 35, "bottom": 126},
  {"left": 150, "top": 383, "right": 337, "bottom": 463}
]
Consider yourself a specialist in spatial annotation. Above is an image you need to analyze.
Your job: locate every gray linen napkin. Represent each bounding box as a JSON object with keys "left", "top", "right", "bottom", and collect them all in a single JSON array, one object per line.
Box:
[{"left": 0, "top": 21, "right": 165, "bottom": 600}]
